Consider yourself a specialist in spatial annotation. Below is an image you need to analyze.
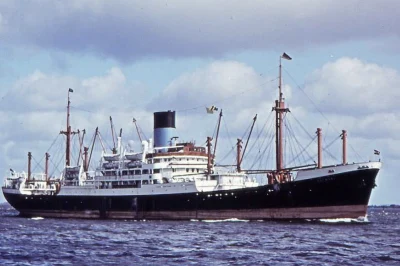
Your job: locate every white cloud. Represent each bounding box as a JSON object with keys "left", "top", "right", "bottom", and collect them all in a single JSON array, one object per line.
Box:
[
  {"left": 81, "top": 68, "right": 126, "bottom": 103},
  {"left": 302, "top": 57, "right": 400, "bottom": 115},
  {"left": 150, "top": 60, "right": 278, "bottom": 111},
  {"left": 1, "top": 67, "right": 147, "bottom": 114},
  {"left": 354, "top": 113, "right": 400, "bottom": 140},
  {"left": 6, "top": 70, "right": 79, "bottom": 111}
]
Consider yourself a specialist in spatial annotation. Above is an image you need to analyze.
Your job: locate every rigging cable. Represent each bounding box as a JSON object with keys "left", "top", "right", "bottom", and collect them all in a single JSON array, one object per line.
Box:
[
  {"left": 49, "top": 138, "right": 65, "bottom": 176},
  {"left": 30, "top": 133, "right": 62, "bottom": 173},
  {"left": 283, "top": 68, "right": 363, "bottom": 161},
  {"left": 249, "top": 114, "right": 275, "bottom": 170},
  {"left": 285, "top": 117, "right": 313, "bottom": 166},
  {"left": 215, "top": 115, "right": 236, "bottom": 165},
  {"left": 250, "top": 120, "right": 274, "bottom": 169}
]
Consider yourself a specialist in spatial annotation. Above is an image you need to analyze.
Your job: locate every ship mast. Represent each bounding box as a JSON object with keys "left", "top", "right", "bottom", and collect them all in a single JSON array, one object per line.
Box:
[
  {"left": 132, "top": 118, "right": 143, "bottom": 143},
  {"left": 212, "top": 109, "right": 223, "bottom": 163},
  {"left": 110, "top": 116, "right": 117, "bottom": 154},
  {"left": 273, "top": 53, "right": 291, "bottom": 172},
  {"left": 207, "top": 136, "right": 213, "bottom": 178},
  {"left": 60, "top": 88, "right": 78, "bottom": 167}
]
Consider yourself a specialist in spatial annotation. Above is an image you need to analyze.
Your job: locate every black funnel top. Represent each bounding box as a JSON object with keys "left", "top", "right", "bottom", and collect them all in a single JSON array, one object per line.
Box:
[{"left": 154, "top": 111, "right": 176, "bottom": 129}]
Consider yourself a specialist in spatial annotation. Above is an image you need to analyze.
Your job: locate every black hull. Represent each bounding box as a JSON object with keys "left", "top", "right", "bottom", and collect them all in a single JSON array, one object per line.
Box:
[{"left": 3, "top": 168, "right": 378, "bottom": 220}]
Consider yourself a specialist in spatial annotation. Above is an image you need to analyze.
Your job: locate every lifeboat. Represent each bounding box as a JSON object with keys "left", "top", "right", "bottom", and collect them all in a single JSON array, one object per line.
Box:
[
  {"left": 124, "top": 152, "right": 142, "bottom": 161},
  {"left": 103, "top": 162, "right": 119, "bottom": 169},
  {"left": 103, "top": 153, "right": 120, "bottom": 161},
  {"left": 126, "top": 161, "right": 141, "bottom": 168}
]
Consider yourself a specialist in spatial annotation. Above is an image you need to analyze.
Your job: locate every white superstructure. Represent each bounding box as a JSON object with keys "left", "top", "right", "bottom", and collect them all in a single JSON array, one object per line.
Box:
[{"left": 3, "top": 139, "right": 259, "bottom": 197}]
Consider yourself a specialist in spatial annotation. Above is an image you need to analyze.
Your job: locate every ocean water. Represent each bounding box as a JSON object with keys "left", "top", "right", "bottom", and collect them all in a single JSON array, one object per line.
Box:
[{"left": 0, "top": 203, "right": 399, "bottom": 266}]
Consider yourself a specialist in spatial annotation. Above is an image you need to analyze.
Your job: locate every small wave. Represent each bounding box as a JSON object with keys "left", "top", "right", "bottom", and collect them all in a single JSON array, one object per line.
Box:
[
  {"left": 227, "top": 241, "right": 251, "bottom": 247},
  {"left": 31, "top": 217, "right": 44, "bottom": 220},
  {"left": 377, "top": 255, "right": 400, "bottom": 262},
  {"left": 140, "top": 253, "right": 185, "bottom": 259},
  {"left": 325, "top": 241, "right": 355, "bottom": 249},
  {"left": 202, "top": 218, "right": 249, "bottom": 223},
  {"left": 319, "top": 216, "right": 369, "bottom": 223},
  {"left": 293, "top": 252, "right": 310, "bottom": 257}
]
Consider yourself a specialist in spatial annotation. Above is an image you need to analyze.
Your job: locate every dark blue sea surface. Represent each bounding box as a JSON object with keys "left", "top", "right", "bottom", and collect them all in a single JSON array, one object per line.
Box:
[{"left": 0, "top": 204, "right": 399, "bottom": 266}]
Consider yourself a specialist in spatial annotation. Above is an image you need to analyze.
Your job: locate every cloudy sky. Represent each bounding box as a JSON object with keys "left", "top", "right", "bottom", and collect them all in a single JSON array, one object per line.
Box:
[{"left": 1, "top": 0, "right": 399, "bottom": 204}]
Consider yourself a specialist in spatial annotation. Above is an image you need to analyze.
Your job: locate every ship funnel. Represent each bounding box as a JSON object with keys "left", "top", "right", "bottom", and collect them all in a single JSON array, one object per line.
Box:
[{"left": 154, "top": 111, "right": 176, "bottom": 149}]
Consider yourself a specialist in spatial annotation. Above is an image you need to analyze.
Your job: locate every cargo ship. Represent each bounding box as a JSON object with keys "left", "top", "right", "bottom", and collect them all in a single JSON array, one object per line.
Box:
[{"left": 2, "top": 54, "right": 381, "bottom": 220}]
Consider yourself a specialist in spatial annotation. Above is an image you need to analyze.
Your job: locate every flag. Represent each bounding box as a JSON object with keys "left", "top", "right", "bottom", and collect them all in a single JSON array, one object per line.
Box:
[
  {"left": 281, "top": 52, "right": 292, "bottom": 60},
  {"left": 69, "top": 88, "right": 74, "bottom": 93},
  {"left": 374, "top": 149, "right": 380, "bottom": 155},
  {"left": 206, "top": 105, "right": 218, "bottom": 114}
]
